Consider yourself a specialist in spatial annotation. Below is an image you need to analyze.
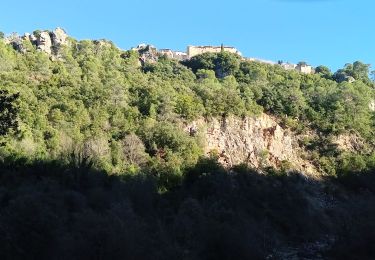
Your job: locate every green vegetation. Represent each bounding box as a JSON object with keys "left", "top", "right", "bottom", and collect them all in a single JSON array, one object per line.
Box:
[
  {"left": 1, "top": 34, "right": 375, "bottom": 259},
  {"left": 0, "top": 90, "right": 19, "bottom": 136},
  {"left": 1, "top": 37, "right": 374, "bottom": 174},
  {"left": 0, "top": 159, "right": 373, "bottom": 259}
]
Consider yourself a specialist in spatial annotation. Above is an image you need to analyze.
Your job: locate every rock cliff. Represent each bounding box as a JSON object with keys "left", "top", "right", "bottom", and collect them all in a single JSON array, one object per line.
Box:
[
  {"left": 5, "top": 27, "right": 68, "bottom": 56},
  {"left": 186, "top": 114, "right": 317, "bottom": 176}
]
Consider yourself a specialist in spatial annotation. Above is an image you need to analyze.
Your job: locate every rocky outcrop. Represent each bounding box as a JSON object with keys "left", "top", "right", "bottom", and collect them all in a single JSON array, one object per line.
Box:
[
  {"left": 51, "top": 27, "right": 67, "bottom": 46},
  {"left": 4, "top": 33, "right": 27, "bottom": 53},
  {"left": 132, "top": 44, "right": 159, "bottom": 64},
  {"left": 132, "top": 44, "right": 188, "bottom": 64},
  {"left": 5, "top": 27, "right": 68, "bottom": 56},
  {"left": 34, "top": 28, "right": 68, "bottom": 55},
  {"left": 186, "top": 114, "right": 317, "bottom": 176},
  {"left": 369, "top": 99, "right": 375, "bottom": 112},
  {"left": 36, "top": 31, "right": 52, "bottom": 54},
  {"left": 333, "top": 133, "right": 365, "bottom": 152}
]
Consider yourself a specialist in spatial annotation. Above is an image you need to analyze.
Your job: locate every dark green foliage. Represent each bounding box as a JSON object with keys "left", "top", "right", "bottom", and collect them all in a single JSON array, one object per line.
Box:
[
  {"left": 333, "top": 61, "right": 373, "bottom": 85},
  {"left": 315, "top": 65, "right": 332, "bottom": 79},
  {"left": 328, "top": 170, "right": 375, "bottom": 260},
  {"left": 0, "top": 89, "right": 19, "bottom": 136},
  {"left": 0, "top": 159, "right": 374, "bottom": 259},
  {"left": 32, "top": 30, "right": 42, "bottom": 37},
  {"left": 183, "top": 52, "right": 241, "bottom": 78}
]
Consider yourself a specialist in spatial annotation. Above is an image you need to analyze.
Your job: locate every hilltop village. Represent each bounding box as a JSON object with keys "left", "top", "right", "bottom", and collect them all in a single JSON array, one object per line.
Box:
[
  {"left": 133, "top": 43, "right": 315, "bottom": 74},
  {"left": 3, "top": 28, "right": 314, "bottom": 74}
]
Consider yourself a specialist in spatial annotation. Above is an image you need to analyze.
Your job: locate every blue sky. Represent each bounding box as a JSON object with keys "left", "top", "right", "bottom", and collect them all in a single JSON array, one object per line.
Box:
[{"left": 0, "top": 0, "right": 374, "bottom": 71}]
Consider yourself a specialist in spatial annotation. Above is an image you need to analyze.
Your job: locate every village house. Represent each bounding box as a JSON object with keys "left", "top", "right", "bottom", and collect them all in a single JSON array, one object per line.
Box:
[{"left": 295, "top": 62, "right": 314, "bottom": 74}]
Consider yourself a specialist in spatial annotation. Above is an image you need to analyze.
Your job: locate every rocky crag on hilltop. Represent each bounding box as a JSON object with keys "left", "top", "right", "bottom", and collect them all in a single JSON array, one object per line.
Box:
[{"left": 5, "top": 27, "right": 68, "bottom": 57}]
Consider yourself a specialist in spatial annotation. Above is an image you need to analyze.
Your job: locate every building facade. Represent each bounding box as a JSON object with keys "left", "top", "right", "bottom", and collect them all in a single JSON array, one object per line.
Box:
[{"left": 295, "top": 63, "right": 314, "bottom": 74}]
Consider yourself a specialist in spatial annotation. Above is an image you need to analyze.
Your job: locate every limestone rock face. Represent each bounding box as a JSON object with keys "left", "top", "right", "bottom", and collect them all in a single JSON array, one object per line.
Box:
[
  {"left": 333, "top": 133, "right": 365, "bottom": 152},
  {"left": 132, "top": 44, "right": 159, "bottom": 64},
  {"left": 10, "top": 39, "right": 27, "bottom": 53},
  {"left": 3, "top": 33, "right": 27, "bottom": 53},
  {"left": 36, "top": 31, "right": 52, "bottom": 54},
  {"left": 369, "top": 99, "right": 375, "bottom": 112},
  {"left": 5, "top": 28, "right": 68, "bottom": 56},
  {"left": 186, "top": 114, "right": 317, "bottom": 176},
  {"left": 28, "top": 33, "right": 37, "bottom": 43},
  {"left": 51, "top": 27, "right": 67, "bottom": 46}
]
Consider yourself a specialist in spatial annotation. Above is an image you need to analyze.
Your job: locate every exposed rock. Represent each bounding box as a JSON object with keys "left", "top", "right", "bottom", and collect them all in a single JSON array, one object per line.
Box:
[
  {"left": 332, "top": 133, "right": 365, "bottom": 152},
  {"left": 5, "top": 28, "right": 68, "bottom": 56},
  {"left": 185, "top": 114, "right": 317, "bottom": 176},
  {"left": 132, "top": 44, "right": 159, "bottom": 64},
  {"left": 10, "top": 39, "right": 27, "bottom": 53},
  {"left": 345, "top": 76, "right": 356, "bottom": 83},
  {"left": 28, "top": 33, "right": 37, "bottom": 43},
  {"left": 51, "top": 27, "right": 67, "bottom": 46},
  {"left": 4, "top": 33, "right": 25, "bottom": 52},
  {"left": 335, "top": 73, "right": 356, "bottom": 83},
  {"left": 93, "top": 39, "right": 112, "bottom": 48},
  {"left": 369, "top": 99, "right": 375, "bottom": 112},
  {"left": 36, "top": 31, "right": 52, "bottom": 54}
]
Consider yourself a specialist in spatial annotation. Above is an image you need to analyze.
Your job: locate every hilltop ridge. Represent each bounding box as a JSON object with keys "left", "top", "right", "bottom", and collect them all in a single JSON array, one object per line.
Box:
[{"left": 3, "top": 28, "right": 316, "bottom": 74}]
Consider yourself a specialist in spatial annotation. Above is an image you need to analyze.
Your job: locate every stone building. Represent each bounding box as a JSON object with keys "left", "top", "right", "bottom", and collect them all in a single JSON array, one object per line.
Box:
[
  {"left": 187, "top": 45, "right": 242, "bottom": 58},
  {"left": 279, "top": 62, "right": 297, "bottom": 71},
  {"left": 295, "top": 62, "right": 314, "bottom": 74},
  {"left": 277, "top": 61, "right": 314, "bottom": 74},
  {"left": 173, "top": 51, "right": 189, "bottom": 60},
  {"left": 159, "top": 49, "right": 188, "bottom": 60},
  {"left": 158, "top": 49, "right": 174, "bottom": 58}
]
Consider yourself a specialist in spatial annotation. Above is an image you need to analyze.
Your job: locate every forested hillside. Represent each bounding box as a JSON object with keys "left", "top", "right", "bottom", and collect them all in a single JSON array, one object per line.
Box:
[{"left": 0, "top": 31, "right": 375, "bottom": 259}]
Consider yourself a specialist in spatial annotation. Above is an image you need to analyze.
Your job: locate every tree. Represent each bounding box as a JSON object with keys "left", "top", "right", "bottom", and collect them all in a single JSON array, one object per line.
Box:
[
  {"left": 315, "top": 65, "right": 332, "bottom": 79},
  {"left": 371, "top": 70, "right": 375, "bottom": 82},
  {"left": 121, "top": 133, "right": 149, "bottom": 167},
  {"left": 183, "top": 52, "right": 241, "bottom": 78},
  {"left": 0, "top": 90, "right": 19, "bottom": 136},
  {"left": 333, "top": 61, "right": 371, "bottom": 85},
  {"left": 214, "top": 52, "right": 241, "bottom": 78},
  {"left": 352, "top": 61, "right": 371, "bottom": 81},
  {"left": 0, "top": 32, "right": 4, "bottom": 39}
]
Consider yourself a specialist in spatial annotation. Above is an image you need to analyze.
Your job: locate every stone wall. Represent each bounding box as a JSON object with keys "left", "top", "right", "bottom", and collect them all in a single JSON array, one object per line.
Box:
[
  {"left": 296, "top": 64, "right": 314, "bottom": 74},
  {"left": 159, "top": 49, "right": 188, "bottom": 60}
]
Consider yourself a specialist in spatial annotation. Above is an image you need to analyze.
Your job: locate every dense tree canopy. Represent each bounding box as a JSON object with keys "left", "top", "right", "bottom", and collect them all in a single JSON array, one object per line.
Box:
[{"left": 0, "top": 89, "right": 19, "bottom": 136}]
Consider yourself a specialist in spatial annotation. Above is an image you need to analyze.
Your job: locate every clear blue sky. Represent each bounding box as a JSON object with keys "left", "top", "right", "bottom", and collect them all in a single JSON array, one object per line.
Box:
[{"left": 1, "top": 0, "right": 374, "bottom": 71}]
